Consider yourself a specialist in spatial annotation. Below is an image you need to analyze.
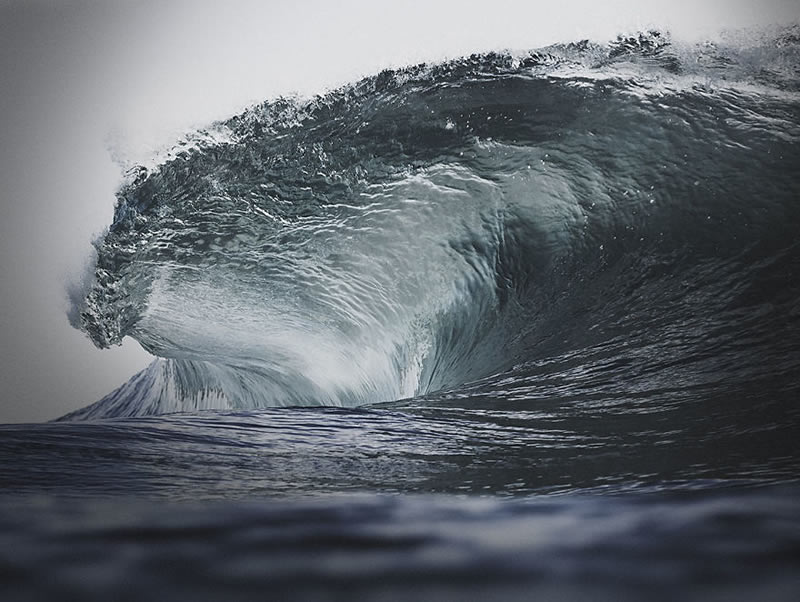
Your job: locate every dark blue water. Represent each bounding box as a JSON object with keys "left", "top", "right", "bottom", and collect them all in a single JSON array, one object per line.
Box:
[
  {"left": 2, "top": 29, "right": 800, "bottom": 600},
  {"left": 1, "top": 411, "right": 798, "bottom": 600}
]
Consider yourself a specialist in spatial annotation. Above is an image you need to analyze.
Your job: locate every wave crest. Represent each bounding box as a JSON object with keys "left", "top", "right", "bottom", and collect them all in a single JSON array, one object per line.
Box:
[{"left": 67, "top": 28, "right": 800, "bottom": 419}]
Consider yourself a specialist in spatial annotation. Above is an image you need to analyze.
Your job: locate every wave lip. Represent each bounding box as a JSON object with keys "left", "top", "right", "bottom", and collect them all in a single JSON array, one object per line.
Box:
[{"left": 69, "top": 27, "right": 800, "bottom": 419}]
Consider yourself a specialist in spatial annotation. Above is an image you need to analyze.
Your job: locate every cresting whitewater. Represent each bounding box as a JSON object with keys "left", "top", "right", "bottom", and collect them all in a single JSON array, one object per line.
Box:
[{"left": 1, "top": 29, "right": 799, "bottom": 601}]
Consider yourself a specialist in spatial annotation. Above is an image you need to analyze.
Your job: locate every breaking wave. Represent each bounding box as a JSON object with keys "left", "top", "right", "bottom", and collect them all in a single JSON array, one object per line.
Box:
[{"left": 65, "top": 28, "right": 800, "bottom": 419}]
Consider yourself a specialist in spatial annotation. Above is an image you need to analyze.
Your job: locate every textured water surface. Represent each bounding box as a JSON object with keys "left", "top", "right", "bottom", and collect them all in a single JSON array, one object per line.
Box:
[{"left": 2, "top": 28, "right": 800, "bottom": 601}]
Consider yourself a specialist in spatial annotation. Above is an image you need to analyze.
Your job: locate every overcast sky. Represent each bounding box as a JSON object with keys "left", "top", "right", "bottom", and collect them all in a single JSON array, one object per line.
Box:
[{"left": 1, "top": 0, "right": 798, "bottom": 423}]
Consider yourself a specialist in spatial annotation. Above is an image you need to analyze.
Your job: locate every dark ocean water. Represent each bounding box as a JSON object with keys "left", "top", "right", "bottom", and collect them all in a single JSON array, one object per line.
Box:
[{"left": 2, "top": 29, "right": 800, "bottom": 600}]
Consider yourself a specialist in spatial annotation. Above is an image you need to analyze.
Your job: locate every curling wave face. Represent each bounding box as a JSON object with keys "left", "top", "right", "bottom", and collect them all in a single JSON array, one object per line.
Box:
[{"left": 67, "top": 29, "right": 800, "bottom": 419}]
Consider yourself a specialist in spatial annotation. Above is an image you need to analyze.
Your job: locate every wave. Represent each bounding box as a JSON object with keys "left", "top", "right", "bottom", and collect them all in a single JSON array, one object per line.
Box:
[{"left": 63, "top": 28, "right": 800, "bottom": 419}]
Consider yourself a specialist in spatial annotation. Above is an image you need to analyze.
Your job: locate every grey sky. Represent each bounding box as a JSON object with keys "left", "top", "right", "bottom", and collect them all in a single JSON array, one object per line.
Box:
[{"left": 1, "top": 0, "right": 798, "bottom": 423}]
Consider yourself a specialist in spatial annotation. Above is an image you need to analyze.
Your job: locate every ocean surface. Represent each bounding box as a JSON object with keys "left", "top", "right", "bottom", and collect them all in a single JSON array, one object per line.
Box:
[{"left": 2, "top": 29, "right": 800, "bottom": 600}]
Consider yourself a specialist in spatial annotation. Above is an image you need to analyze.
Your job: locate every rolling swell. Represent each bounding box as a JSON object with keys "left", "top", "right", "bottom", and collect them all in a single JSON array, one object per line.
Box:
[{"left": 66, "top": 29, "right": 800, "bottom": 419}]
